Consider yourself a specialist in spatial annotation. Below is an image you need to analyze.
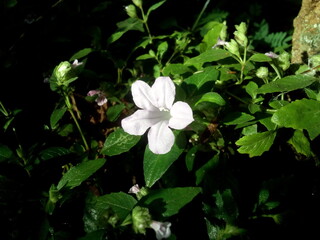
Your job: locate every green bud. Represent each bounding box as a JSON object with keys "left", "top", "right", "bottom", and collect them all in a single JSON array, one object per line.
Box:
[
  {"left": 225, "top": 39, "right": 240, "bottom": 58},
  {"left": 125, "top": 4, "right": 137, "bottom": 18},
  {"left": 136, "top": 186, "right": 149, "bottom": 200},
  {"left": 48, "top": 184, "right": 62, "bottom": 204},
  {"left": 54, "top": 61, "right": 72, "bottom": 84},
  {"left": 277, "top": 51, "right": 290, "bottom": 71},
  {"left": 132, "top": 206, "right": 152, "bottom": 234},
  {"left": 256, "top": 66, "right": 269, "bottom": 79},
  {"left": 234, "top": 22, "right": 248, "bottom": 47},
  {"left": 132, "top": 0, "right": 142, "bottom": 8}
]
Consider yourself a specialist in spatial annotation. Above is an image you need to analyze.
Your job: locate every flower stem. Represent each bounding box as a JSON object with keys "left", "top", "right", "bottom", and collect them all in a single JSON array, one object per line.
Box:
[
  {"left": 140, "top": 6, "right": 153, "bottom": 43},
  {"left": 192, "top": 0, "right": 211, "bottom": 31},
  {"left": 64, "top": 93, "right": 89, "bottom": 151}
]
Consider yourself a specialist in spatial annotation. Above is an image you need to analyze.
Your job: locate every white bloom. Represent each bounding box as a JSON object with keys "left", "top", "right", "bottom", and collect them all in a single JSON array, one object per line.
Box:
[
  {"left": 128, "top": 184, "right": 141, "bottom": 194},
  {"left": 121, "top": 77, "right": 194, "bottom": 154},
  {"left": 150, "top": 220, "right": 172, "bottom": 240},
  {"left": 72, "top": 59, "right": 83, "bottom": 68}
]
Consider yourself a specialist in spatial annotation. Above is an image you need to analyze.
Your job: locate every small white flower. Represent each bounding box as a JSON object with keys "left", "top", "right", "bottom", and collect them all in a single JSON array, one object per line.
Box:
[
  {"left": 212, "top": 38, "right": 228, "bottom": 48},
  {"left": 265, "top": 51, "right": 279, "bottom": 58},
  {"left": 87, "top": 90, "right": 107, "bottom": 106},
  {"left": 72, "top": 59, "right": 83, "bottom": 68},
  {"left": 128, "top": 184, "right": 141, "bottom": 194},
  {"left": 150, "top": 220, "right": 172, "bottom": 240},
  {"left": 121, "top": 77, "right": 194, "bottom": 154}
]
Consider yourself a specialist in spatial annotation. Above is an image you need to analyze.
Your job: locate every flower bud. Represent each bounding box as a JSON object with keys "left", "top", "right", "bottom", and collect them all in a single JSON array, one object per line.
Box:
[
  {"left": 132, "top": 206, "right": 152, "bottom": 234},
  {"left": 54, "top": 61, "right": 72, "bottom": 84},
  {"left": 125, "top": 4, "right": 137, "bottom": 18},
  {"left": 132, "top": 0, "right": 142, "bottom": 8},
  {"left": 277, "top": 51, "right": 290, "bottom": 71},
  {"left": 234, "top": 22, "right": 248, "bottom": 47},
  {"left": 256, "top": 66, "right": 269, "bottom": 79},
  {"left": 225, "top": 39, "right": 240, "bottom": 57}
]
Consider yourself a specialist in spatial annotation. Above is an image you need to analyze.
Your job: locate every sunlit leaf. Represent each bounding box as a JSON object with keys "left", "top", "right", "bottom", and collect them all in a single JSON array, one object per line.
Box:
[
  {"left": 146, "top": 0, "right": 166, "bottom": 16},
  {"left": 185, "top": 48, "right": 231, "bottom": 67},
  {"left": 195, "top": 92, "right": 226, "bottom": 106},
  {"left": 95, "top": 192, "right": 137, "bottom": 222},
  {"left": 144, "top": 132, "right": 185, "bottom": 187},
  {"left": 272, "top": 99, "right": 320, "bottom": 140},
  {"left": 101, "top": 128, "right": 140, "bottom": 156},
  {"left": 236, "top": 130, "right": 277, "bottom": 157},
  {"left": 50, "top": 107, "right": 67, "bottom": 129},
  {"left": 257, "top": 75, "right": 317, "bottom": 94},
  {"left": 70, "top": 48, "right": 93, "bottom": 61},
  {"left": 140, "top": 187, "right": 201, "bottom": 217},
  {"left": 57, "top": 158, "right": 106, "bottom": 190},
  {"left": 222, "top": 112, "right": 255, "bottom": 125},
  {"left": 288, "top": 130, "right": 313, "bottom": 157},
  {"left": 249, "top": 53, "right": 272, "bottom": 62}
]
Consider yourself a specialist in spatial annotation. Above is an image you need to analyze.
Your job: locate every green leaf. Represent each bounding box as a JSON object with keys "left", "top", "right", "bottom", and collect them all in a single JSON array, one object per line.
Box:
[
  {"left": 257, "top": 75, "right": 317, "bottom": 94},
  {"left": 245, "top": 81, "right": 258, "bottom": 99},
  {"left": 272, "top": 99, "right": 320, "bottom": 140},
  {"left": 185, "top": 48, "right": 231, "bottom": 67},
  {"left": 195, "top": 154, "right": 219, "bottom": 185},
  {"left": 57, "top": 158, "right": 106, "bottom": 190},
  {"left": 248, "top": 53, "right": 272, "bottom": 62},
  {"left": 107, "top": 18, "right": 144, "bottom": 44},
  {"left": 214, "top": 189, "right": 239, "bottom": 223},
  {"left": 39, "top": 147, "right": 71, "bottom": 161},
  {"left": 185, "top": 67, "right": 219, "bottom": 96},
  {"left": 162, "top": 63, "right": 192, "bottom": 76},
  {"left": 50, "top": 107, "right": 67, "bottom": 129},
  {"left": 140, "top": 187, "right": 201, "bottom": 217},
  {"left": 202, "top": 23, "right": 224, "bottom": 49},
  {"left": 222, "top": 112, "right": 255, "bottom": 125},
  {"left": 146, "top": 0, "right": 166, "bottom": 16},
  {"left": 185, "top": 145, "right": 198, "bottom": 172},
  {"left": 101, "top": 128, "right": 140, "bottom": 156},
  {"left": 288, "top": 130, "right": 313, "bottom": 157},
  {"left": 144, "top": 132, "right": 185, "bottom": 187},
  {"left": 195, "top": 92, "right": 226, "bottom": 106},
  {"left": 136, "top": 54, "right": 154, "bottom": 60},
  {"left": 69, "top": 48, "right": 93, "bottom": 61},
  {"left": 236, "top": 130, "right": 277, "bottom": 157},
  {"left": 95, "top": 192, "right": 137, "bottom": 222},
  {"left": 106, "top": 104, "right": 126, "bottom": 122},
  {"left": 0, "top": 144, "right": 13, "bottom": 162}
]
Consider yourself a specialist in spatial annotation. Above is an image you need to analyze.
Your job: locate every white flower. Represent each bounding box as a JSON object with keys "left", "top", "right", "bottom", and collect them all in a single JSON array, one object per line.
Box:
[
  {"left": 87, "top": 90, "right": 107, "bottom": 106},
  {"left": 121, "top": 77, "right": 194, "bottom": 154},
  {"left": 150, "top": 220, "right": 172, "bottom": 240},
  {"left": 71, "top": 59, "right": 83, "bottom": 68},
  {"left": 128, "top": 184, "right": 141, "bottom": 194},
  {"left": 265, "top": 51, "right": 279, "bottom": 58}
]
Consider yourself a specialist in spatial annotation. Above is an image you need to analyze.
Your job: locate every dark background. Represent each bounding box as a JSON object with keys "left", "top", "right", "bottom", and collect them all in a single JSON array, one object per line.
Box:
[{"left": 1, "top": 0, "right": 307, "bottom": 239}]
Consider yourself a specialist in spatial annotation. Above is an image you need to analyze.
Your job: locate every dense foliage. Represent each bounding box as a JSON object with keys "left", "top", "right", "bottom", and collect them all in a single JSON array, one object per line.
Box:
[{"left": 2, "top": 0, "right": 320, "bottom": 240}]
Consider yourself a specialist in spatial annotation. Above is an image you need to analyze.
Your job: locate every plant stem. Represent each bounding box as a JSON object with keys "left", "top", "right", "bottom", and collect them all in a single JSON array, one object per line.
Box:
[
  {"left": 140, "top": 6, "right": 153, "bottom": 43},
  {"left": 64, "top": 93, "right": 89, "bottom": 151},
  {"left": 192, "top": 0, "right": 211, "bottom": 32}
]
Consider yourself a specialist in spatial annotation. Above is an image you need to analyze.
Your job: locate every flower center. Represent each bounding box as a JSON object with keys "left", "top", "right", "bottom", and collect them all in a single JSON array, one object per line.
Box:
[{"left": 158, "top": 107, "right": 171, "bottom": 121}]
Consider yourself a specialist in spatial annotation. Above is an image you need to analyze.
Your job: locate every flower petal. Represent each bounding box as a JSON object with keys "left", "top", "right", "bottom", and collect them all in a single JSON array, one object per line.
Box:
[
  {"left": 169, "top": 101, "right": 194, "bottom": 129},
  {"left": 148, "top": 121, "right": 174, "bottom": 154},
  {"left": 152, "top": 77, "right": 175, "bottom": 109},
  {"left": 121, "top": 110, "right": 163, "bottom": 135},
  {"left": 132, "top": 80, "right": 157, "bottom": 111}
]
